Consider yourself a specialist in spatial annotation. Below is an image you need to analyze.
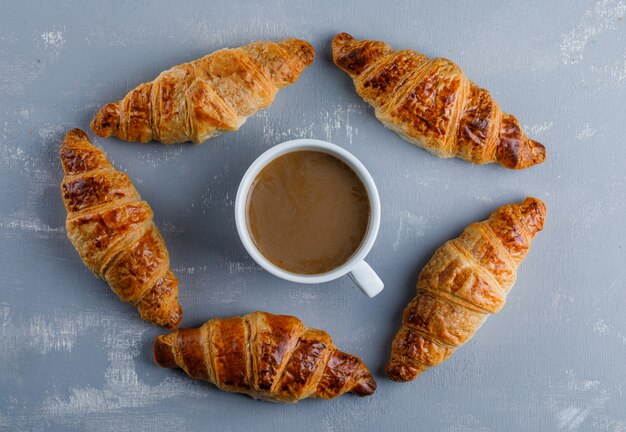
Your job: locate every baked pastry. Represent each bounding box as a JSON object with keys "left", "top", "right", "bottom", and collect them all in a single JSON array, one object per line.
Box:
[
  {"left": 386, "top": 197, "right": 546, "bottom": 381},
  {"left": 332, "top": 33, "right": 546, "bottom": 169},
  {"left": 91, "top": 39, "right": 315, "bottom": 144},
  {"left": 60, "top": 129, "right": 182, "bottom": 328},
  {"left": 154, "top": 311, "right": 376, "bottom": 402}
]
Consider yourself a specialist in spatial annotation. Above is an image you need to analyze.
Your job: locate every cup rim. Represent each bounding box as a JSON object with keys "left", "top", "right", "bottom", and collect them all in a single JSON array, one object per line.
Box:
[{"left": 234, "top": 138, "right": 381, "bottom": 284}]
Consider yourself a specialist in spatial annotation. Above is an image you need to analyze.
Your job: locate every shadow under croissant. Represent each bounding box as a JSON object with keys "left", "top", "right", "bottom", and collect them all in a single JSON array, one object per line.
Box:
[
  {"left": 378, "top": 253, "right": 430, "bottom": 378},
  {"left": 147, "top": 352, "right": 374, "bottom": 404}
]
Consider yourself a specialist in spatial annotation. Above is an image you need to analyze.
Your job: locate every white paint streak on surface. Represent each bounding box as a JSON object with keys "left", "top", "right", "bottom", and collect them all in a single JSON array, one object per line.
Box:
[
  {"left": 259, "top": 108, "right": 315, "bottom": 145},
  {"left": 560, "top": 0, "right": 626, "bottom": 64},
  {"left": 18, "top": 108, "right": 30, "bottom": 120},
  {"left": 473, "top": 194, "right": 494, "bottom": 204},
  {"left": 592, "top": 57, "right": 626, "bottom": 86},
  {"left": 85, "top": 25, "right": 150, "bottom": 47},
  {"left": 0, "top": 304, "right": 208, "bottom": 430},
  {"left": 210, "top": 256, "right": 261, "bottom": 275},
  {"left": 392, "top": 210, "right": 426, "bottom": 251},
  {"left": 0, "top": 306, "right": 112, "bottom": 370},
  {"left": 136, "top": 145, "right": 184, "bottom": 168},
  {"left": 0, "top": 217, "right": 64, "bottom": 237},
  {"left": 259, "top": 103, "right": 366, "bottom": 146},
  {"left": 38, "top": 124, "right": 66, "bottom": 148},
  {"left": 0, "top": 124, "right": 68, "bottom": 241},
  {"left": 40, "top": 319, "right": 208, "bottom": 418},
  {"left": 205, "top": 281, "right": 244, "bottom": 304},
  {"left": 155, "top": 221, "right": 184, "bottom": 235},
  {"left": 557, "top": 406, "right": 591, "bottom": 430},
  {"left": 172, "top": 265, "right": 208, "bottom": 275},
  {"left": 28, "top": 314, "right": 90, "bottom": 354},
  {"left": 524, "top": 121, "right": 554, "bottom": 138},
  {"left": 40, "top": 29, "right": 65, "bottom": 50},
  {"left": 0, "top": 124, "right": 59, "bottom": 193},
  {"left": 547, "top": 370, "right": 616, "bottom": 431},
  {"left": 0, "top": 143, "right": 30, "bottom": 169},
  {"left": 81, "top": 414, "right": 189, "bottom": 432},
  {"left": 0, "top": 56, "right": 44, "bottom": 95},
  {"left": 226, "top": 260, "right": 259, "bottom": 274},
  {"left": 191, "top": 20, "right": 290, "bottom": 48},
  {"left": 609, "top": 58, "right": 626, "bottom": 83},
  {"left": 223, "top": 191, "right": 234, "bottom": 208},
  {"left": 591, "top": 314, "right": 626, "bottom": 344},
  {"left": 0, "top": 31, "right": 18, "bottom": 43},
  {"left": 576, "top": 123, "right": 597, "bottom": 140},
  {"left": 287, "top": 286, "right": 319, "bottom": 302},
  {"left": 593, "top": 318, "right": 610, "bottom": 335},
  {"left": 321, "top": 104, "right": 366, "bottom": 144}
]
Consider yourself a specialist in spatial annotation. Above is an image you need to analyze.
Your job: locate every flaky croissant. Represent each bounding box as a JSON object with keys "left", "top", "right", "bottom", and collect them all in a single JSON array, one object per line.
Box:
[
  {"left": 91, "top": 39, "right": 315, "bottom": 144},
  {"left": 154, "top": 311, "right": 376, "bottom": 402},
  {"left": 332, "top": 33, "right": 546, "bottom": 169},
  {"left": 386, "top": 197, "right": 546, "bottom": 381},
  {"left": 60, "top": 129, "right": 182, "bottom": 328}
]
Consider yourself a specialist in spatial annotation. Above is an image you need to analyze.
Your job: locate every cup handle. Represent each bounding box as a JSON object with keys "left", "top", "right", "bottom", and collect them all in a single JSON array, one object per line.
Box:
[{"left": 349, "top": 260, "right": 384, "bottom": 298}]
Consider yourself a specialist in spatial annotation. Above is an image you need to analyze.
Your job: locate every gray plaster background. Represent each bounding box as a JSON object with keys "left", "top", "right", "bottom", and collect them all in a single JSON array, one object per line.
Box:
[{"left": 1, "top": 0, "right": 625, "bottom": 431}]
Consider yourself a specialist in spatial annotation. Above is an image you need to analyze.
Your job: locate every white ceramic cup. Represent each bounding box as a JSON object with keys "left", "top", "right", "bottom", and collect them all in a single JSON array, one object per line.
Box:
[{"left": 234, "top": 139, "right": 384, "bottom": 298}]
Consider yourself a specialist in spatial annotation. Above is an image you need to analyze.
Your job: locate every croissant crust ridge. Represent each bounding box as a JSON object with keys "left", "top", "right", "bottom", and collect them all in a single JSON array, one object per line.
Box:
[
  {"left": 154, "top": 311, "right": 376, "bottom": 402},
  {"left": 60, "top": 128, "right": 182, "bottom": 328},
  {"left": 91, "top": 39, "right": 315, "bottom": 144},
  {"left": 332, "top": 32, "right": 546, "bottom": 169}
]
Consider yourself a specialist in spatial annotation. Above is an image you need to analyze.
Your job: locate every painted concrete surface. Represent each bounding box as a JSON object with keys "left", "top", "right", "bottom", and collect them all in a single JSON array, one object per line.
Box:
[{"left": 1, "top": 1, "right": 625, "bottom": 430}]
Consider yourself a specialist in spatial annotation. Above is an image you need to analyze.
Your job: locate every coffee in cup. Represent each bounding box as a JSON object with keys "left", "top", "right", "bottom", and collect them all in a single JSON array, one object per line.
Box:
[{"left": 245, "top": 150, "right": 370, "bottom": 275}]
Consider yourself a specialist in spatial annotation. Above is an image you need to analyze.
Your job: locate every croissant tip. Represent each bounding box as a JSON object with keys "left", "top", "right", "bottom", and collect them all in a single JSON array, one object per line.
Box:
[
  {"left": 279, "top": 38, "right": 315, "bottom": 68},
  {"left": 63, "top": 128, "right": 89, "bottom": 145},
  {"left": 332, "top": 32, "right": 392, "bottom": 77},
  {"left": 149, "top": 303, "right": 183, "bottom": 329},
  {"left": 518, "top": 196, "right": 547, "bottom": 234},
  {"left": 91, "top": 103, "right": 119, "bottom": 138},
  {"left": 332, "top": 32, "right": 355, "bottom": 47},
  {"left": 331, "top": 33, "right": 354, "bottom": 60},
  {"left": 497, "top": 140, "right": 547, "bottom": 169},
  {"left": 352, "top": 372, "right": 377, "bottom": 396},
  {"left": 154, "top": 334, "right": 178, "bottom": 368},
  {"left": 385, "top": 360, "right": 421, "bottom": 382},
  {"left": 531, "top": 140, "right": 547, "bottom": 165},
  {"left": 165, "top": 306, "right": 183, "bottom": 329},
  {"left": 523, "top": 196, "right": 545, "bottom": 207}
]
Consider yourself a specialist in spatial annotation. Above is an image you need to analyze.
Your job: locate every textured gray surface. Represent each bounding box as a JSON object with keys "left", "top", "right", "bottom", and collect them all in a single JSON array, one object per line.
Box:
[{"left": 1, "top": 0, "right": 625, "bottom": 431}]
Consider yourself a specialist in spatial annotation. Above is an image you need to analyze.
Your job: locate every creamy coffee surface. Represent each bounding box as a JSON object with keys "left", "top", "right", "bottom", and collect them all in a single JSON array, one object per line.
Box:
[{"left": 246, "top": 150, "right": 370, "bottom": 275}]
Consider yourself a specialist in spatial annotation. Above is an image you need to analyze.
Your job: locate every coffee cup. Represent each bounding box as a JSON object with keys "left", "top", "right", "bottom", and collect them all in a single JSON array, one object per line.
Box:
[{"left": 234, "top": 139, "right": 384, "bottom": 298}]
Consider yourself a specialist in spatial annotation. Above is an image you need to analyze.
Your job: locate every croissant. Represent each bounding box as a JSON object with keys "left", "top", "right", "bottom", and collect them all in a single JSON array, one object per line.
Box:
[
  {"left": 154, "top": 311, "right": 376, "bottom": 402},
  {"left": 386, "top": 197, "right": 546, "bottom": 381},
  {"left": 60, "top": 129, "right": 182, "bottom": 328},
  {"left": 332, "top": 33, "right": 546, "bottom": 169},
  {"left": 91, "top": 39, "right": 315, "bottom": 144}
]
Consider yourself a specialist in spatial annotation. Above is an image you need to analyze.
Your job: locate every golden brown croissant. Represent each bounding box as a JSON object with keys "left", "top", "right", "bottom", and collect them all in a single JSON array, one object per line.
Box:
[
  {"left": 332, "top": 33, "right": 546, "bottom": 169},
  {"left": 60, "top": 129, "right": 182, "bottom": 328},
  {"left": 91, "top": 39, "right": 315, "bottom": 144},
  {"left": 154, "top": 311, "right": 376, "bottom": 402},
  {"left": 386, "top": 197, "right": 546, "bottom": 381}
]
